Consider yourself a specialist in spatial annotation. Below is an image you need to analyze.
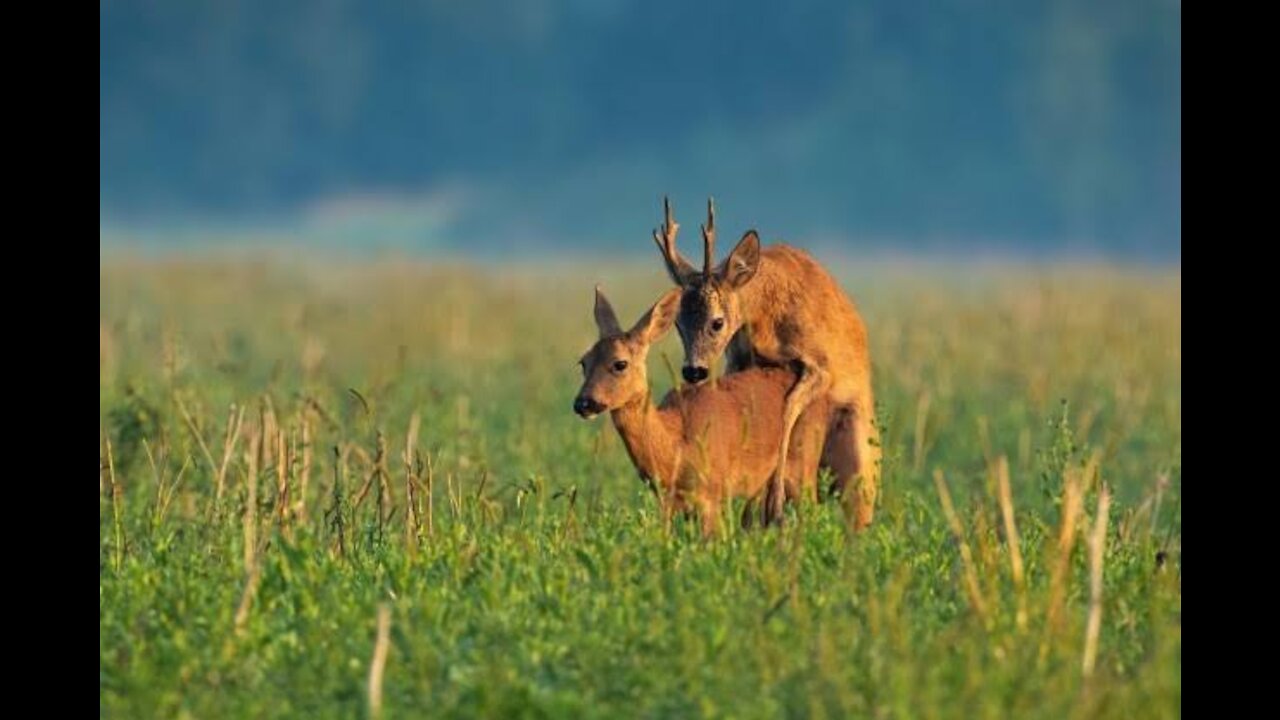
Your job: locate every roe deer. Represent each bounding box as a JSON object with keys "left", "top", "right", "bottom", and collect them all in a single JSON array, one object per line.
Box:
[
  {"left": 652, "top": 197, "right": 880, "bottom": 530},
  {"left": 572, "top": 286, "right": 830, "bottom": 537}
]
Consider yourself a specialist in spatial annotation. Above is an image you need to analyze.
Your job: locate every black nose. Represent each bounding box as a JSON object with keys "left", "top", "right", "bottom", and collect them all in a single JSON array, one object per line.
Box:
[
  {"left": 683, "top": 366, "right": 709, "bottom": 383},
  {"left": 573, "top": 396, "right": 602, "bottom": 417}
]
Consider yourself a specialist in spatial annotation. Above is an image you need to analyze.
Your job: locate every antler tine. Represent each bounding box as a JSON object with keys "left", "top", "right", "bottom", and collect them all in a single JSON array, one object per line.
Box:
[
  {"left": 652, "top": 195, "right": 681, "bottom": 257},
  {"left": 701, "top": 197, "right": 716, "bottom": 277}
]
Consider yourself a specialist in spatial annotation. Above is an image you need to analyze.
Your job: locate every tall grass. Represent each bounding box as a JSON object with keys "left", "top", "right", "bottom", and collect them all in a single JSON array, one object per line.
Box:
[{"left": 100, "top": 257, "right": 1180, "bottom": 718}]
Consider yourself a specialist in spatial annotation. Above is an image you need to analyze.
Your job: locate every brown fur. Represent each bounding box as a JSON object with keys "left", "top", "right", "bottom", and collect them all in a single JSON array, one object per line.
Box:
[
  {"left": 574, "top": 287, "right": 830, "bottom": 537},
  {"left": 653, "top": 198, "right": 881, "bottom": 530}
]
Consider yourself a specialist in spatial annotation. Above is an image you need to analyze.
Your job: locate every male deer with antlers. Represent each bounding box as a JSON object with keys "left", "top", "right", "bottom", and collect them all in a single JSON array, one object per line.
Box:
[
  {"left": 652, "top": 197, "right": 880, "bottom": 529},
  {"left": 572, "top": 286, "right": 831, "bottom": 537}
]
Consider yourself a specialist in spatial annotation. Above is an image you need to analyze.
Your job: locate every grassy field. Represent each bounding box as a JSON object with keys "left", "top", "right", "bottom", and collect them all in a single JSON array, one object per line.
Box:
[{"left": 99, "top": 256, "right": 1181, "bottom": 719}]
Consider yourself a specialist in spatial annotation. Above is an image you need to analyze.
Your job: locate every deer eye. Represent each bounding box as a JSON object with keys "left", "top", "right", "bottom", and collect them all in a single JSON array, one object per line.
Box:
[
  {"left": 711, "top": 318, "right": 726, "bottom": 332},
  {"left": 612, "top": 360, "right": 629, "bottom": 373}
]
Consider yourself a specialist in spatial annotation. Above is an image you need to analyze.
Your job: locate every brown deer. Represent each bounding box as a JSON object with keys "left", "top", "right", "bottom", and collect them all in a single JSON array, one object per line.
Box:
[
  {"left": 651, "top": 197, "right": 880, "bottom": 529},
  {"left": 572, "top": 286, "right": 831, "bottom": 537}
]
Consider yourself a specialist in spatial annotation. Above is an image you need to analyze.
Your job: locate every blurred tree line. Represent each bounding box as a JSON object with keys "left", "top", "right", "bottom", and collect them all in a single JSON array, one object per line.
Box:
[{"left": 100, "top": 0, "right": 1179, "bottom": 257}]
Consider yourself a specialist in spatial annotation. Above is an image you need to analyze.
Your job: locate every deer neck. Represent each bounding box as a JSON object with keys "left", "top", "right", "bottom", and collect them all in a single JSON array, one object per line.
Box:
[{"left": 609, "top": 389, "right": 682, "bottom": 490}]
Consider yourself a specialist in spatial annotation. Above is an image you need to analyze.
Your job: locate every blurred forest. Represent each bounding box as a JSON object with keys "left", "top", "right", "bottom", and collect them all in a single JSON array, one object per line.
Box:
[{"left": 100, "top": 0, "right": 1180, "bottom": 258}]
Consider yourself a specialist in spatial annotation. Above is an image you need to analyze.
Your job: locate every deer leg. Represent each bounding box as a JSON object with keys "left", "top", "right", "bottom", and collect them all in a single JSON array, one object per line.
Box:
[
  {"left": 699, "top": 501, "right": 721, "bottom": 540},
  {"left": 823, "top": 396, "right": 880, "bottom": 531},
  {"left": 846, "top": 398, "right": 881, "bottom": 531},
  {"left": 740, "top": 497, "right": 758, "bottom": 531},
  {"left": 763, "top": 361, "right": 829, "bottom": 527},
  {"left": 822, "top": 406, "right": 857, "bottom": 500}
]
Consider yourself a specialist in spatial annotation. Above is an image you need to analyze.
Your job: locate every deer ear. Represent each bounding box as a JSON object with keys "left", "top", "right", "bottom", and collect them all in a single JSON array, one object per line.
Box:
[
  {"left": 721, "top": 231, "right": 761, "bottom": 288},
  {"left": 630, "top": 287, "right": 682, "bottom": 345},
  {"left": 594, "top": 285, "right": 622, "bottom": 338}
]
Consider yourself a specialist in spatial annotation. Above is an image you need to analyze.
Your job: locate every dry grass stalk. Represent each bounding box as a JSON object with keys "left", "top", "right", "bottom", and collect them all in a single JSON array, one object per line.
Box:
[
  {"left": 1082, "top": 450, "right": 1103, "bottom": 495},
  {"left": 216, "top": 404, "right": 246, "bottom": 503},
  {"left": 233, "top": 561, "right": 264, "bottom": 635},
  {"left": 1041, "top": 465, "right": 1084, "bottom": 657},
  {"left": 352, "top": 444, "right": 379, "bottom": 510},
  {"left": 1082, "top": 484, "right": 1111, "bottom": 678},
  {"left": 404, "top": 413, "right": 421, "bottom": 549},
  {"left": 106, "top": 437, "right": 124, "bottom": 571},
  {"left": 376, "top": 431, "right": 393, "bottom": 533},
  {"left": 244, "top": 427, "right": 260, "bottom": 576},
  {"left": 175, "top": 394, "right": 218, "bottom": 486},
  {"left": 145, "top": 438, "right": 190, "bottom": 528},
  {"left": 423, "top": 451, "right": 435, "bottom": 537},
  {"left": 367, "top": 604, "right": 392, "bottom": 719},
  {"left": 976, "top": 415, "right": 994, "bottom": 470},
  {"left": 100, "top": 434, "right": 108, "bottom": 498},
  {"left": 276, "top": 426, "right": 290, "bottom": 532},
  {"left": 994, "top": 456, "right": 1027, "bottom": 631},
  {"left": 912, "top": 391, "right": 932, "bottom": 473},
  {"left": 933, "top": 469, "right": 989, "bottom": 621},
  {"left": 446, "top": 471, "right": 461, "bottom": 519},
  {"left": 329, "top": 445, "right": 348, "bottom": 558},
  {"left": 261, "top": 396, "right": 279, "bottom": 470},
  {"left": 296, "top": 409, "right": 313, "bottom": 523}
]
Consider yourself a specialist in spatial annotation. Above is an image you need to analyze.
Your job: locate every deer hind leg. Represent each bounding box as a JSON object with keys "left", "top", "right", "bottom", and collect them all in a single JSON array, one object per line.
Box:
[
  {"left": 763, "top": 361, "right": 830, "bottom": 527},
  {"left": 787, "top": 409, "right": 827, "bottom": 506},
  {"left": 827, "top": 394, "right": 879, "bottom": 531},
  {"left": 821, "top": 405, "right": 858, "bottom": 501},
  {"left": 848, "top": 398, "right": 881, "bottom": 531}
]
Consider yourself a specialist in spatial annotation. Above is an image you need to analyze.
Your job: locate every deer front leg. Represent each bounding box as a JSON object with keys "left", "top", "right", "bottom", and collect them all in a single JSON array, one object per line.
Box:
[
  {"left": 740, "top": 497, "right": 758, "bottom": 531},
  {"left": 847, "top": 398, "right": 880, "bottom": 531},
  {"left": 699, "top": 501, "right": 722, "bottom": 540},
  {"left": 762, "top": 360, "right": 830, "bottom": 527}
]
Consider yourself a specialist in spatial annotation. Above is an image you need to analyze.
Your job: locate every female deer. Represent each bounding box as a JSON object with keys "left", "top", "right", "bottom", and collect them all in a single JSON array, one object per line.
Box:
[{"left": 573, "top": 286, "right": 830, "bottom": 537}]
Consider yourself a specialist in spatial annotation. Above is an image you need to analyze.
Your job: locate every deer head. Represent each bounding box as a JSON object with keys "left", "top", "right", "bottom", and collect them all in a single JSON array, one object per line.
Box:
[
  {"left": 652, "top": 197, "right": 761, "bottom": 385},
  {"left": 573, "top": 286, "right": 682, "bottom": 419}
]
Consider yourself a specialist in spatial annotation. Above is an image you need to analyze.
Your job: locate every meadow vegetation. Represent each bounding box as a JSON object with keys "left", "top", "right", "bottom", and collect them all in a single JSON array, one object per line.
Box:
[{"left": 100, "top": 257, "right": 1181, "bottom": 718}]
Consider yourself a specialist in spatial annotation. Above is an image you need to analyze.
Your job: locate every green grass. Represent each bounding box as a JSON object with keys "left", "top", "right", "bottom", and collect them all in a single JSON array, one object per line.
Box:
[{"left": 100, "top": 257, "right": 1181, "bottom": 719}]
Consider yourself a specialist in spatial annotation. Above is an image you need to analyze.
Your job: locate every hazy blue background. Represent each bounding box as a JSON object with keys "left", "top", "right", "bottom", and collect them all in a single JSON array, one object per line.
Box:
[{"left": 100, "top": 0, "right": 1180, "bottom": 259}]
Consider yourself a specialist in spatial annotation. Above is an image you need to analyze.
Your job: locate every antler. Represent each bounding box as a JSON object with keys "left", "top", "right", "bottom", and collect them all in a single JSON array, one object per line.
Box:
[
  {"left": 653, "top": 195, "right": 680, "bottom": 262},
  {"left": 652, "top": 196, "right": 698, "bottom": 285},
  {"left": 701, "top": 197, "right": 716, "bottom": 277}
]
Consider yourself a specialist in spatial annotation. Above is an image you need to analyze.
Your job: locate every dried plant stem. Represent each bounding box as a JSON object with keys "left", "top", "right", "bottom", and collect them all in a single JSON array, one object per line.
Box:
[
  {"left": 276, "top": 427, "right": 290, "bottom": 533},
  {"left": 175, "top": 394, "right": 218, "bottom": 485},
  {"left": 912, "top": 391, "right": 931, "bottom": 472},
  {"left": 329, "top": 446, "right": 348, "bottom": 558},
  {"left": 296, "top": 411, "right": 313, "bottom": 523},
  {"left": 994, "top": 456, "right": 1027, "bottom": 631},
  {"left": 243, "top": 427, "right": 260, "bottom": 576},
  {"left": 233, "top": 561, "right": 264, "bottom": 635},
  {"left": 1082, "top": 485, "right": 1111, "bottom": 678},
  {"left": 1041, "top": 467, "right": 1084, "bottom": 659},
  {"left": 376, "top": 432, "right": 393, "bottom": 535},
  {"left": 404, "top": 413, "right": 421, "bottom": 550},
  {"left": 368, "top": 604, "right": 392, "bottom": 719},
  {"left": 446, "top": 471, "right": 461, "bottom": 519},
  {"left": 424, "top": 451, "right": 435, "bottom": 537},
  {"left": 933, "top": 469, "right": 988, "bottom": 621},
  {"left": 217, "top": 404, "right": 246, "bottom": 503},
  {"left": 106, "top": 438, "right": 124, "bottom": 571}
]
